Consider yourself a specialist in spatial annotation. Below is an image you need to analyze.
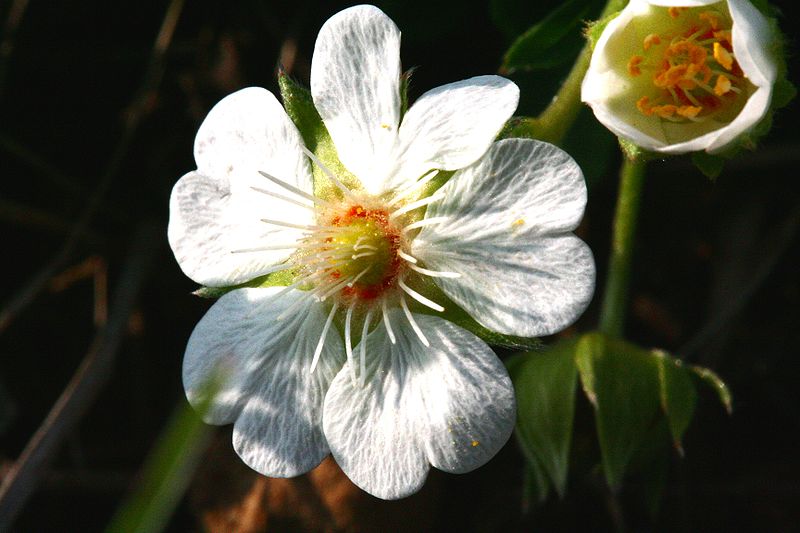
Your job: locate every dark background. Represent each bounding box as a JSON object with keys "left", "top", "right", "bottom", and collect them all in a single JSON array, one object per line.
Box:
[{"left": 0, "top": 0, "right": 798, "bottom": 531}]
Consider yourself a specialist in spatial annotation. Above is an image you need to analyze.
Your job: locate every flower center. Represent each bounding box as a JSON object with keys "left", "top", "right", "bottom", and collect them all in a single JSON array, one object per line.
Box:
[
  {"left": 627, "top": 6, "right": 746, "bottom": 122},
  {"left": 319, "top": 204, "right": 403, "bottom": 301}
]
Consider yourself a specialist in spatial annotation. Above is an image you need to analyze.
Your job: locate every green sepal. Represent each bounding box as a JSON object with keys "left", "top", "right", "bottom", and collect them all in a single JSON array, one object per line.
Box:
[
  {"left": 399, "top": 67, "right": 417, "bottom": 119},
  {"left": 507, "top": 338, "right": 579, "bottom": 498},
  {"left": 584, "top": 10, "right": 621, "bottom": 50},
  {"left": 691, "top": 151, "right": 725, "bottom": 180},
  {"left": 497, "top": 116, "right": 546, "bottom": 141},
  {"left": 500, "top": 0, "right": 593, "bottom": 74},
  {"left": 192, "top": 268, "right": 297, "bottom": 299},
  {"left": 277, "top": 71, "right": 360, "bottom": 199}
]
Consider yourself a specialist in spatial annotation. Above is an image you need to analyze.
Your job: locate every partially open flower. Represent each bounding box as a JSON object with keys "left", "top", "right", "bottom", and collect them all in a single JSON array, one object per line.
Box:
[{"left": 582, "top": 0, "right": 778, "bottom": 154}]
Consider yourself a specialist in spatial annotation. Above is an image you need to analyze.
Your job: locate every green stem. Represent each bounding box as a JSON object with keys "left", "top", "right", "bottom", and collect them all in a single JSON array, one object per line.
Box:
[
  {"left": 598, "top": 158, "right": 646, "bottom": 338},
  {"left": 509, "top": 0, "right": 628, "bottom": 144}
]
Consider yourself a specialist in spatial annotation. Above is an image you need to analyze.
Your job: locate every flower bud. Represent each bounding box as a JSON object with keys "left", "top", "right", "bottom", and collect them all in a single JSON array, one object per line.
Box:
[{"left": 582, "top": 0, "right": 780, "bottom": 154}]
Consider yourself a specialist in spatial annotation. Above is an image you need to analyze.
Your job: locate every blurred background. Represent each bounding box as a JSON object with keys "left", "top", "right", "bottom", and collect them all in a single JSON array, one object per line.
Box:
[{"left": 0, "top": 0, "right": 797, "bottom": 530}]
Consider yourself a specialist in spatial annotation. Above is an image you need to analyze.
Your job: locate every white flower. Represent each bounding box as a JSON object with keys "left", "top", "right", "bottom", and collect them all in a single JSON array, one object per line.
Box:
[
  {"left": 581, "top": 0, "right": 777, "bottom": 154},
  {"left": 168, "top": 5, "right": 595, "bottom": 499}
]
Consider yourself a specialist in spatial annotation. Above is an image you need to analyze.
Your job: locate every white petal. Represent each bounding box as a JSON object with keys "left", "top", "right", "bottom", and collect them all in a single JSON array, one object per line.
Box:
[
  {"left": 384, "top": 76, "right": 519, "bottom": 192},
  {"left": 183, "top": 287, "right": 344, "bottom": 477},
  {"left": 323, "top": 310, "right": 515, "bottom": 499},
  {"left": 310, "top": 5, "right": 401, "bottom": 193},
  {"left": 169, "top": 88, "right": 315, "bottom": 286},
  {"left": 194, "top": 87, "right": 312, "bottom": 194},
  {"left": 420, "top": 138, "right": 587, "bottom": 236},
  {"left": 413, "top": 140, "right": 594, "bottom": 337}
]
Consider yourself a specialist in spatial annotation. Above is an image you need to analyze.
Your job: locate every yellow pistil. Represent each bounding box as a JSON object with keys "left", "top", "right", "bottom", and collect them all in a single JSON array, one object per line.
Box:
[
  {"left": 628, "top": 55, "right": 644, "bottom": 76},
  {"left": 714, "top": 74, "right": 732, "bottom": 96},
  {"left": 713, "top": 42, "right": 734, "bottom": 70}
]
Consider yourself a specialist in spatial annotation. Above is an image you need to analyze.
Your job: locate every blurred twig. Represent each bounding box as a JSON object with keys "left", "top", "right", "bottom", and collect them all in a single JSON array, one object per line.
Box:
[
  {"left": 0, "top": 0, "right": 185, "bottom": 334},
  {"left": 679, "top": 202, "right": 800, "bottom": 361},
  {"left": 0, "top": 221, "right": 161, "bottom": 531},
  {"left": 0, "top": 0, "right": 30, "bottom": 102}
]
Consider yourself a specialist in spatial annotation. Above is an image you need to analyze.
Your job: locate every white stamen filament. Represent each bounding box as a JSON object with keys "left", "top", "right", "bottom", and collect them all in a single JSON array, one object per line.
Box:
[
  {"left": 257, "top": 170, "right": 330, "bottom": 206},
  {"left": 397, "top": 250, "right": 417, "bottom": 264},
  {"left": 381, "top": 299, "right": 396, "bottom": 344},
  {"left": 389, "top": 192, "right": 445, "bottom": 220},
  {"left": 315, "top": 274, "right": 355, "bottom": 301},
  {"left": 261, "top": 218, "right": 327, "bottom": 231},
  {"left": 310, "top": 301, "right": 339, "bottom": 374},
  {"left": 347, "top": 266, "right": 373, "bottom": 287},
  {"left": 407, "top": 263, "right": 461, "bottom": 278},
  {"left": 359, "top": 308, "right": 373, "bottom": 385},
  {"left": 250, "top": 186, "right": 316, "bottom": 211},
  {"left": 401, "top": 295, "right": 429, "bottom": 347},
  {"left": 300, "top": 146, "right": 356, "bottom": 201},
  {"left": 353, "top": 243, "right": 378, "bottom": 251},
  {"left": 345, "top": 304, "right": 357, "bottom": 384},
  {"left": 230, "top": 244, "right": 300, "bottom": 253},
  {"left": 351, "top": 251, "right": 375, "bottom": 260},
  {"left": 398, "top": 278, "right": 445, "bottom": 312},
  {"left": 387, "top": 170, "right": 439, "bottom": 206},
  {"left": 277, "top": 291, "right": 312, "bottom": 321},
  {"left": 402, "top": 216, "right": 449, "bottom": 233}
]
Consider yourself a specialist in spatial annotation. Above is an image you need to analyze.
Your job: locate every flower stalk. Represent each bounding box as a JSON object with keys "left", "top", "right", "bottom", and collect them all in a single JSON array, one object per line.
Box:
[{"left": 598, "top": 157, "right": 646, "bottom": 338}]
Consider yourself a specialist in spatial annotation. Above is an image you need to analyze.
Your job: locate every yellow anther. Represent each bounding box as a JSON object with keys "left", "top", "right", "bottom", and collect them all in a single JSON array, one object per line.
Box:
[
  {"left": 713, "top": 30, "right": 732, "bottom": 45},
  {"left": 628, "top": 55, "right": 644, "bottom": 76},
  {"left": 714, "top": 74, "right": 732, "bottom": 96},
  {"left": 651, "top": 105, "right": 677, "bottom": 118},
  {"left": 699, "top": 11, "right": 720, "bottom": 30},
  {"left": 668, "top": 7, "right": 687, "bottom": 18},
  {"left": 677, "top": 105, "right": 702, "bottom": 118},
  {"left": 643, "top": 34, "right": 661, "bottom": 51},
  {"left": 637, "top": 96, "right": 653, "bottom": 116},
  {"left": 713, "top": 42, "right": 734, "bottom": 70}
]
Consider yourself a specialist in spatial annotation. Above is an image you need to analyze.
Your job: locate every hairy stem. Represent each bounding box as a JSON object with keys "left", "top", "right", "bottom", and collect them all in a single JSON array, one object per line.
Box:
[{"left": 599, "top": 158, "right": 646, "bottom": 338}]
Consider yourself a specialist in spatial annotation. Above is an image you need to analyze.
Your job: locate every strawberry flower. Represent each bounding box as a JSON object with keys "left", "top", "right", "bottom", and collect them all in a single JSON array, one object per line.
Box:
[{"left": 169, "top": 5, "right": 594, "bottom": 499}]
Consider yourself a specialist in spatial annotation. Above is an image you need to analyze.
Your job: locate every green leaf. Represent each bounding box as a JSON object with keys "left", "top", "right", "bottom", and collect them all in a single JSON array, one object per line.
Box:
[
  {"left": 522, "top": 457, "right": 551, "bottom": 509},
  {"left": 654, "top": 351, "right": 697, "bottom": 454},
  {"left": 508, "top": 339, "right": 578, "bottom": 497},
  {"left": 277, "top": 72, "right": 359, "bottom": 199},
  {"left": 690, "top": 365, "right": 733, "bottom": 415},
  {"left": 501, "top": 0, "right": 592, "bottom": 73},
  {"left": 575, "top": 333, "right": 662, "bottom": 490}
]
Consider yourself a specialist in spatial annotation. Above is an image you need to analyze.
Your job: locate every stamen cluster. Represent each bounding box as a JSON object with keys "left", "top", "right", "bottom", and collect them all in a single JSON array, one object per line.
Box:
[
  {"left": 628, "top": 6, "right": 746, "bottom": 122},
  {"left": 241, "top": 151, "right": 459, "bottom": 385}
]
